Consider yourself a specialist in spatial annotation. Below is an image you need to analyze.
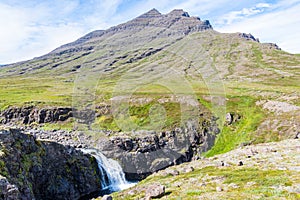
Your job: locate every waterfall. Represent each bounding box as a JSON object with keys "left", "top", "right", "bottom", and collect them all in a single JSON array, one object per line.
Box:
[{"left": 80, "top": 149, "right": 136, "bottom": 193}]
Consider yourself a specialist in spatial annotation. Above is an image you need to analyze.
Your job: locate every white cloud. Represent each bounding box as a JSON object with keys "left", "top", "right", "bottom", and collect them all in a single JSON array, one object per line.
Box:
[
  {"left": 216, "top": 1, "right": 300, "bottom": 53},
  {"left": 0, "top": 0, "right": 124, "bottom": 64},
  {"left": 216, "top": 3, "right": 270, "bottom": 25}
]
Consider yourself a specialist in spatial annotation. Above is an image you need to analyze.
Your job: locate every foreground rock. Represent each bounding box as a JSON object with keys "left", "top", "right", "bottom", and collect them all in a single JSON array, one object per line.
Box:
[
  {"left": 145, "top": 184, "right": 165, "bottom": 199},
  {"left": 0, "top": 129, "right": 102, "bottom": 200}
]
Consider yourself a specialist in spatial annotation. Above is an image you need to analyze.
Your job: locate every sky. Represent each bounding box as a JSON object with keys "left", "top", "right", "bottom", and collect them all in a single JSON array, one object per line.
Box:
[{"left": 0, "top": 0, "right": 300, "bottom": 64}]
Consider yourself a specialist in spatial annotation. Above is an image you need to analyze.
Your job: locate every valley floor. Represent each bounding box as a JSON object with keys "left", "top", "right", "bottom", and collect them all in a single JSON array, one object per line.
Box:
[{"left": 112, "top": 138, "right": 300, "bottom": 199}]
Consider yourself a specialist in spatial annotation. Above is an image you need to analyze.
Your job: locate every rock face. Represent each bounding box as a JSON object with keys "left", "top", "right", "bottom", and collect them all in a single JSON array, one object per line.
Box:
[
  {"left": 238, "top": 33, "right": 259, "bottom": 42},
  {"left": 97, "top": 119, "right": 219, "bottom": 180},
  {"left": 0, "top": 106, "right": 98, "bottom": 125},
  {"left": 3, "top": 116, "right": 219, "bottom": 182},
  {"left": 0, "top": 176, "right": 20, "bottom": 200},
  {"left": 0, "top": 106, "right": 73, "bottom": 124},
  {"left": 0, "top": 129, "right": 102, "bottom": 200},
  {"left": 4, "top": 114, "right": 219, "bottom": 181},
  {"left": 108, "top": 8, "right": 212, "bottom": 36}
]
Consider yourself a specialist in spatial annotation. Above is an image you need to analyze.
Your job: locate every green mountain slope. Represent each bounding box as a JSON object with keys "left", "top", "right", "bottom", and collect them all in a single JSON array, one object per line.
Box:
[{"left": 0, "top": 9, "right": 299, "bottom": 156}]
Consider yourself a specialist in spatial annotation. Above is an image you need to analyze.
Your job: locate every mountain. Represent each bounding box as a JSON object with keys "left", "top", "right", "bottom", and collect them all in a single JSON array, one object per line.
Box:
[
  {"left": 0, "top": 8, "right": 300, "bottom": 199},
  {"left": 0, "top": 6, "right": 300, "bottom": 149},
  {"left": 0, "top": 7, "right": 298, "bottom": 136}
]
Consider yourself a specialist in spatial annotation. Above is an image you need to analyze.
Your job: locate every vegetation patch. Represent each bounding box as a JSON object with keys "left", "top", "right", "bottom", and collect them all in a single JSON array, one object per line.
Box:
[
  {"left": 113, "top": 166, "right": 299, "bottom": 199},
  {"left": 205, "top": 95, "right": 265, "bottom": 157}
]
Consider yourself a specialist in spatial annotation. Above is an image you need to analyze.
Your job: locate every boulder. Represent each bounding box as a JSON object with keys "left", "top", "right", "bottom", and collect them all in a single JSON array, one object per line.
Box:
[
  {"left": 102, "top": 195, "right": 113, "bottom": 200},
  {"left": 145, "top": 184, "right": 165, "bottom": 199},
  {"left": 225, "top": 113, "right": 233, "bottom": 125},
  {"left": 216, "top": 186, "right": 223, "bottom": 192}
]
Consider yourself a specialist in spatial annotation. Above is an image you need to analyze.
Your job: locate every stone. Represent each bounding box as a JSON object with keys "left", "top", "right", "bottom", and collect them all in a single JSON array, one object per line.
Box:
[
  {"left": 145, "top": 184, "right": 165, "bottom": 199},
  {"left": 221, "top": 161, "right": 230, "bottom": 166},
  {"left": 173, "top": 181, "right": 182, "bottom": 187},
  {"left": 127, "top": 190, "right": 136, "bottom": 195},
  {"left": 225, "top": 112, "right": 241, "bottom": 125},
  {"left": 295, "top": 132, "right": 300, "bottom": 139},
  {"left": 167, "top": 169, "right": 179, "bottom": 176},
  {"left": 225, "top": 113, "right": 233, "bottom": 125},
  {"left": 228, "top": 183, "right": 239, "bottom": 189},
  {"left": 102, "top": 195, "right": 113, "bottom": 200},
  {"left": 6, "top": 184, "right": 20, "bottom": 200},
  {"left": 199, "top": 182, "right": 206, "bottom": 187},
  {"left": 245, "top": 182, "right": 256, "bottom": 188},
  {"left": 216, "top": 186, "right": 223, "bottom": 192},
  {"left": 238, "top": 33, "right": 259, "bottom": 42},
  {"left": 0, "top": 106, "right": 74, "bottom": 125},
  {"left": 182, "top": 166, "right": 194, "bottom": 173}
]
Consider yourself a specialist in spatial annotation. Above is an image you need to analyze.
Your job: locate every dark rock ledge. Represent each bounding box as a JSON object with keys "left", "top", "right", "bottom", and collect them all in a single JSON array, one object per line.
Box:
[{"left": 0, "top": 129, "right": 101, "bottom": 200}]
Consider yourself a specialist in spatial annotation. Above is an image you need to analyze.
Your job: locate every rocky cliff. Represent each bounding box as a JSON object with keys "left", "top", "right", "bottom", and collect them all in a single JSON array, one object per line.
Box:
[
  {"left": 0, "top": 129, "right": 102, "bottom": 200},
  {"left": 97, "top": 119, "right": 219, "bottom": 180}
]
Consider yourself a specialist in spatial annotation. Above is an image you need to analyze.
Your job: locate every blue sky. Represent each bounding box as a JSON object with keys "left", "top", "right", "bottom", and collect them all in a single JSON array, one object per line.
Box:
[{"left": 0, "top": 0, "right": 300, "bottom": 64}]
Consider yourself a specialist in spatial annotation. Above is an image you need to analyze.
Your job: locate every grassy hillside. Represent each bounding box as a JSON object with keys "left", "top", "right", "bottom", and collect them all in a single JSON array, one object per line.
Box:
[
  {"left": 111, "top": 139, "right": 300, "bottom": 199},
  {"left": 0, "top": 28, "right": 299, "bottom": 157}
]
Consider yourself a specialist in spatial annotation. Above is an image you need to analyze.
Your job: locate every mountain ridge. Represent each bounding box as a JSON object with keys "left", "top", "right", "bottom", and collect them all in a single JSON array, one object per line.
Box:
[
  {"left": 0, "top": 8, "right": 283, "bottom": 78},
  {"left": 0, "top": 8, "right": 299, "bottom": 144},
  {"left": 0, "top": 8, "right": 300, "bottom": 200},
  {"left": 1, "top": 8, "right": 283, "bottom": 69}
]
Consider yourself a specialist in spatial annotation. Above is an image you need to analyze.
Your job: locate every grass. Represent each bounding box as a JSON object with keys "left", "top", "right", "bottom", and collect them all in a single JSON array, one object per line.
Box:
[
  {"left": 205, "top": 95, "right": 265, "bottom": 157},
  {"left": 0, "top": 76, "right": 74, "bottom": 110},
  {"left": 112, "top": 166, "right": 299, "bottom": 199},
  {"left": 41, "top": 119, "right": 76, "bottom": 131}
]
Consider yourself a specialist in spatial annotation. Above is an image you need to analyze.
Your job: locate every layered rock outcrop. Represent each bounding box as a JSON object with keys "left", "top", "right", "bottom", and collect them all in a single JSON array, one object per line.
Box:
[
  {"left": 0, "top": 106, "right": 99, "bottom": 125},
  {"left": 0, "top": 107, "right": 73, "bottom": 125},
  {"left": 97, "top": 119, "right": 219, "bottom": 180},
  {"left": 0, "top": 129, "right": 102, "bottom": 200}
]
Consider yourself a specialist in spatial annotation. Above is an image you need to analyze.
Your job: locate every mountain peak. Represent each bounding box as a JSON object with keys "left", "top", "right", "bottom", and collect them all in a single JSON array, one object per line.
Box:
[
  {"left": 167, "top": 9, "right": 190, "bottom": 17},
  {"left": 138, "top": 8, "right": 162, "bottom": 18},
  {"left": 49, "top": 8, "right": 213, "bottom": 56}
]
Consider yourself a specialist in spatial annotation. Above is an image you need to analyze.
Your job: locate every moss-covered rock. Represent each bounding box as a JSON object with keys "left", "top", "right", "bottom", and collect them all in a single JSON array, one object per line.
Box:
[{"left": 0, "top": 128, "right": 102, "bottom": 200}]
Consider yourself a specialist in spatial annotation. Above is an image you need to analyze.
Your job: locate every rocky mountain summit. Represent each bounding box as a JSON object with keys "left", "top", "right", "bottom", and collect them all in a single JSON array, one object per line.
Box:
[{"left": 49, "top": 8, "right": 212, "bottom": 56}]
